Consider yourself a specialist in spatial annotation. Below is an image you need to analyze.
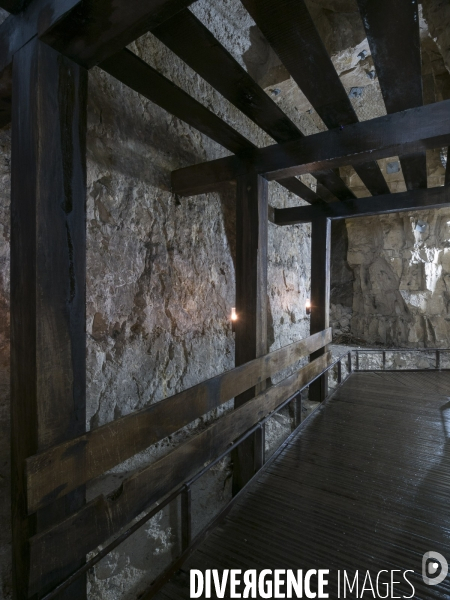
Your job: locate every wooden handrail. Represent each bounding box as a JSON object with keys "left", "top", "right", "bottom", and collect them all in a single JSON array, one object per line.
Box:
[
  {"left": 28, "top": 352, "right": 331, "bottom": 596},
  {"left": 26, "top": 328, "right": 331, "bottom": 514}
]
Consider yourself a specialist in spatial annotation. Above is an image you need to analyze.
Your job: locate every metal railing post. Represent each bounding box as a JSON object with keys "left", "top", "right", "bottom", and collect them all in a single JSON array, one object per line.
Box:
[
  {"left": 337, "top": 359, "right": 342, "bottom": 384},
  {"left": 348, "top": 351, "right": 352, "bottom": 374},
  {"left": 383, "top": 351, "right": 386, "bottom": 370},
  {"left": 356, "top": 350, "right": 359, "bottom": 371},
  {"left": 436, "top": 350, "right": 441, "bottom": 370}
]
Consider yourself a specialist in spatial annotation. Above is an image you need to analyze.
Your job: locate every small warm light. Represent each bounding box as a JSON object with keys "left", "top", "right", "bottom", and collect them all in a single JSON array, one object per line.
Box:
[
  {"left": 305, "top": 300, "right": 311, "bottom": 315},
  {"left": 231, "top": 307, "right": 238, "bottom": 321}
]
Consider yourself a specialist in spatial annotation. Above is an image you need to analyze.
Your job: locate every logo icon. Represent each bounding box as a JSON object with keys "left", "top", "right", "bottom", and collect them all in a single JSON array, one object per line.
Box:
[{"left": 422, "top": 551, "right": 448, "bottom": 586}]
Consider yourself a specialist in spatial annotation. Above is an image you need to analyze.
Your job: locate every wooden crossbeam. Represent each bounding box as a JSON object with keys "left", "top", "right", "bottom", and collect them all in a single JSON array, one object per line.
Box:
[
  {"left": 153, "top": 9, "right": 354, "bottom": 203},
  {"left": 356, "top": 0, "right": 427, "bottom": 190},
  {"left": 28, "top": 352, "right": 331, "bottom": 596},
  {"left": 274, "top": 186, "right": 450, "bottom": 225},
  {"left": 171, "top": 100, "right": 450, "bottom": 196},
  {"left": 240, "top": 0, "right": 390, "bottom": 197}
]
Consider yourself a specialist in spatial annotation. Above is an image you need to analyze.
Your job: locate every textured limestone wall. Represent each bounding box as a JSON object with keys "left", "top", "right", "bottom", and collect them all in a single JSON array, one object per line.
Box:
[
  {"left": 0, "top": 2, "right": 311, "bottom": 598},
  {"left": 347, "top": 209, "right": 450, "bottom": 347}
]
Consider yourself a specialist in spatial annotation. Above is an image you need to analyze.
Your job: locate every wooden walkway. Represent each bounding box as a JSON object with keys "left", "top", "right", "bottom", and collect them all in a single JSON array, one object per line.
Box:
[{"left": 155, "top": 371, "right": 450, "bottom": 600}]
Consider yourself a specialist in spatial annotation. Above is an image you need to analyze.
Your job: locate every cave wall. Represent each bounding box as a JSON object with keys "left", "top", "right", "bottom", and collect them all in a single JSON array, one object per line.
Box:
[{"left": 346, "top": 209, "right": 450, "bottom": 347}]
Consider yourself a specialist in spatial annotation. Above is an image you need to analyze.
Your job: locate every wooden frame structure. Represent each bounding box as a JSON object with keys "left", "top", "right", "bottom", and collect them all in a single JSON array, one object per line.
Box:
[{"left": 3, "top": 0, "right": 450, "bottom": 597}]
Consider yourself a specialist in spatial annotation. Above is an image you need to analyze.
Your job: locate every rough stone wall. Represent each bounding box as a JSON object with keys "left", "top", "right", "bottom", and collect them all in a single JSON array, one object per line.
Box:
[
  {"left": 347, "top": 209, "right": 450, "bottom": 347},
  {"left": 0, "top": 2, "right": 311, "bottom": 598}
]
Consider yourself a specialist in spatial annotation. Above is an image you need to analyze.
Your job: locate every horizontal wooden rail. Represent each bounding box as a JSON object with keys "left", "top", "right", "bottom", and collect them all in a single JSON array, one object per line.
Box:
[
  {"left": 28, "top": 352, "right": 331, "bottom": 595},
  {"left": 26, "top": 329, "right": 331, "bottom": 514}
]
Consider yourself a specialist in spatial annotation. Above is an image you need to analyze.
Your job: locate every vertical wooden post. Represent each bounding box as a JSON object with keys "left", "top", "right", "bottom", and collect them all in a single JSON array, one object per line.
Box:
[
  {"left": 309, "top": 217, "right": 331, "bottom": 403},
  {"left": 11, "top": 39, "right": 87, "bottom": 599},
  {"left": 232, "top": 171, "right": 268, "bottom": 494}
]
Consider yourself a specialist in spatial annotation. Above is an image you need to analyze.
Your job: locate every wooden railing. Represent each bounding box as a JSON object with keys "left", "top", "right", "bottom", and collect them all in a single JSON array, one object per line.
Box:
[{"left": 25, "top": 328, "right": 332, "bottom": 597}]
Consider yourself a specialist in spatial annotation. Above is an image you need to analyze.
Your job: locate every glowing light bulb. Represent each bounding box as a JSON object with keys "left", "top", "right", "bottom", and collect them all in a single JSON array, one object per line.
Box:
[
  {"left": 231, "top": 307, "right": 237, "bottom": 321},
  {"left": 305, "top": 300, "right": 311, "bottom": 315}
]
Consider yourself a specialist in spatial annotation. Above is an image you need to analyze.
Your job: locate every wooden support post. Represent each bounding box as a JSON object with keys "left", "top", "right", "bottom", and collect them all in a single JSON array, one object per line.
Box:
[
  {"left": 232, "top": 172, "right": 268, "bottom": 494},
  {"left": 309, "top": 218, "right": 331, "bottom": 403},
  {"left": 11, "top": 38, "right": 87, "bottom": 599}
]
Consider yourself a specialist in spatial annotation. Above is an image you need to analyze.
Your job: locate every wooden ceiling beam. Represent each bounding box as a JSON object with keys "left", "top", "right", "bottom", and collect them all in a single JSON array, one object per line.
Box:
[
  {"left": 356, "top": 0, "right": 427, "bottom": 190},
  {"left": 240, "top": 0, "right": 390, "bottom": 197},
  {"left": 171, "top": 100, "right": 450, "bottom": 196},
  {"left": 100, "top": 48, "right": 319, "bottom": 203},
  {"left": 274, "top": 186, "right": 450, "bottom": 225},
  {"left": 153, "top": 9, "right": 355, "bottom": 202}
]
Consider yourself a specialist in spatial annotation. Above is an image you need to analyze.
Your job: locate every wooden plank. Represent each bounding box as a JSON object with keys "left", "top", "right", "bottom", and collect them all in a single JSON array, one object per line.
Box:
[
  {"left": 171, "top": 100, "right": 450, "bottom": 196},
  {"left": 274, "top": 185, "right": 450, "bottom": 225},
  {"left": 240, "top": 0, "right": 389, "bottom": 197},
  {"left": 28, "top": 353, "right": 332, "bottom": 597},
  {"left": 356, "top": 0, "right": 427, "bottom": 190},
  {"left": 309, "top": 218, "right": 331, "bottom": 403},
  {"left": 26, "top": 328, "right": 331, "bottom": 514},
  {"left": 11, "top": 37, "right": 87, "bottom": 599},
  {"left": 152, "top": 9, "right": 355, "bottom": 203},
  {"left": 0, "top": 0, "right": 197, "bottom": 74},
  {"left": 233, "top": 172, "right": 268, "bottom": 494}
]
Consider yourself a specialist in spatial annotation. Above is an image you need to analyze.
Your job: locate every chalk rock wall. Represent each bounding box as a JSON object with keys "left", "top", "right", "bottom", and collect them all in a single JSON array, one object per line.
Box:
[{"left": 347, "top": 209, "right": 450, "bottom": 347}]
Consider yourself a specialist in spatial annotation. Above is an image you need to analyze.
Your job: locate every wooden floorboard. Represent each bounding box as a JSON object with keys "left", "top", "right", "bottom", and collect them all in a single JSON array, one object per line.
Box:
[{"left": 154, "top": 371, "right": 450, "bottom": 599}]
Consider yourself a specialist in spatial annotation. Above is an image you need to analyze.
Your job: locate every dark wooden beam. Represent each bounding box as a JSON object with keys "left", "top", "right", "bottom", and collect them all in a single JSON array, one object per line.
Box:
[
  {"left": 28, "top": 353, "right": 331, "bottom": 597},
  {"left": 240, "top": 0, "right": 390, "bottom": 197},
  {"left": 233, "top": 172, "right": 268, "bottom": 494},
  {"left": 27, "top": 329, "right": 331, "bottom": 513},
  {"left": 446, "top": 149, "right": 450, "bottom": 186},
  {"left": 171, "top": 100, "right": 450, "bottom": 196},
  {"left": 11, "top": 37, "right": 87, "bottom": 599},
  {"left": 356, "top": 0, "right": 427, "bottom": 190},
  {"left": 152, "top": 9, "right": 355, "bottom": 202},
  {"left": 0, "top": 63, "right": 11, "bottom": 128},
  {"left": 100, "top": 49, "right": 318, "bottom": 203},
  {"left": 100, "top": 49, "right": 255, "bottom": 155},
  {"left": 0, "top": 0, "right": 31, "bottom": 13},
  {"left": 309, "top": 219, "right": 331, "bottom": 403},
  {"left": 274, "top": 185, "right": 450, "bottom": 225},
  {"left": 0, "top": 0, "right": 197, "bottom": 76}
]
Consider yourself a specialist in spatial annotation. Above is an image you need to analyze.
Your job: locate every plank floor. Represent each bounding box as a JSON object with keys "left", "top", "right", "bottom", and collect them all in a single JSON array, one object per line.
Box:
[{"left": 155, "top": 371, "right": 450, "bottom": 599}]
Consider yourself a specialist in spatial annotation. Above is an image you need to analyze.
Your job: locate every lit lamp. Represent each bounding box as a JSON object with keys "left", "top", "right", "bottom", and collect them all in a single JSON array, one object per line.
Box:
[
  {"left": 305, "top": 299, "right": 311, "bottom": 315},
  {"left": 231, "top": 307, "right": 237, "bottom": 332}
]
